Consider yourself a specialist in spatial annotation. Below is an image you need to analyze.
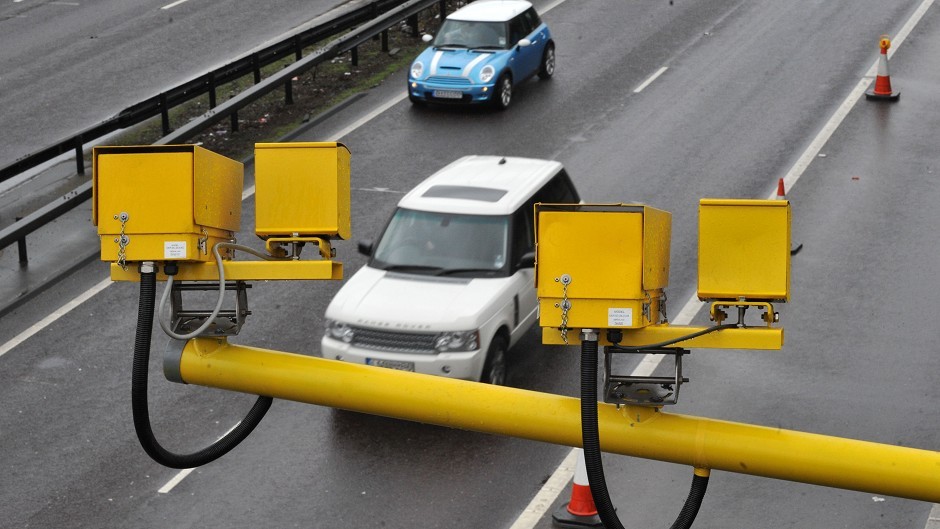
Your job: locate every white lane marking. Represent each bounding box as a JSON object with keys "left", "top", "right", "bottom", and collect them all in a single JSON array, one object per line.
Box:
[
  {"left": 331, "top": 94, "right": 407, "bottom": 141},
  {"left": 633, "top": 66, "right": 668, "bottom": 93},
  {"left": 157, "top": 468, "right": 195, "bottom": 493},
  {"left": 513, "top": 1, "right": 938, "bottom": 527},
  {"left": 158, "top": 423, "right": 239, "bottom": 493},
  {"left": 0, "top": 278, "right": 112, "bottom": 359},
  {"left": 925, "top": 503, "right": 940, "bottom": 529},
  {"left": 161, "top": 0, "right": 190, "bottom": 10},
  {"left": 773, "top": 0, "right": 934, "bottom": 199},
  {"left": 509, "top": 449, "right": 579, "bottom": 529}
]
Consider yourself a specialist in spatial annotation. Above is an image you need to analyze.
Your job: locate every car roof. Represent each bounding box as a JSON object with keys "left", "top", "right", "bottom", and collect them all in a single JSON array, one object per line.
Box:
[
  {"left": 399, "top": 155, "right": 564, "bottom": 215},
  {"left": 447, "top": 0, "right": 533, "bottom": 23}
]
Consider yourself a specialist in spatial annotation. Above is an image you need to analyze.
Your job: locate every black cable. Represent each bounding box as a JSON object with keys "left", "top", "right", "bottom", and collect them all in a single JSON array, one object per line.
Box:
[
  {"left": 670, "top": 473, "right": 709, "bottom": 529},
  {"left": 580, "top": 335, "right": 626, "bottom": 529},
  {"left": 133, "top": 268, "right": 273, "bottom": 469},
  {"left": 608, "top": 323, "right": 737, "bottom": 352},
  {"left": 580, "top": 331, "right": 713, "bottom": 529}
]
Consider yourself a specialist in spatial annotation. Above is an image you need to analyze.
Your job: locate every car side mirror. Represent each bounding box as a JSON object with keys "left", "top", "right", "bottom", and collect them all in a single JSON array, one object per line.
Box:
[
  {"left": 422, "top": 34, "right": 433, "bottom": 43},
  {"left": 517, "top": 38, "right": 532, "bottom": 48},
  {"left": 357, "top": 240, "right": 374, "bottom": 256},
  {"left": 517, "top": 251, "right": 535, "bottom": 268}
]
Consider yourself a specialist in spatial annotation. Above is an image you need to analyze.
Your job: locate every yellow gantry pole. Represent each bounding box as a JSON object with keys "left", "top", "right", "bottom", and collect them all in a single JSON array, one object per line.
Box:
[{"left": 176, "top": 338, "right": 940, "bottom": 503}]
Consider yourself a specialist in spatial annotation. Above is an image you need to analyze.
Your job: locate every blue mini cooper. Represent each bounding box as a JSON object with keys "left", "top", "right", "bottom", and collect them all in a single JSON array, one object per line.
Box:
[{"left": 408, "top": 0, "right": 555, "bottom": 110}]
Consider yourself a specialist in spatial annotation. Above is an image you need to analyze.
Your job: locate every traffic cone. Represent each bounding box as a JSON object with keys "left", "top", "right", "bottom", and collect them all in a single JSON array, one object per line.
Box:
[
  {"left": 865, "top": 35, "right": 900, "bottom": 101},
  {"left": 552, "top": 449, "right": 603, "bottom": 528},
  {"left": 775, "top": 178, "right": 803, "bottom": 255}
]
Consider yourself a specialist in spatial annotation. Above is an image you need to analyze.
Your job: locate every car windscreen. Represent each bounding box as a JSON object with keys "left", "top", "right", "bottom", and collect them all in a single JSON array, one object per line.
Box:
[
  {"left": 433, "top": 19, "right": 508, "bottom": 50},
  {"left": 372, "top": 208, "right": 510, "bottom": 277}
]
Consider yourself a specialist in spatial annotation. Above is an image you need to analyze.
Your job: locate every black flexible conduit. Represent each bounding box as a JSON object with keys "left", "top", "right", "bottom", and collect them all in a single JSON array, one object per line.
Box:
[
  {"left": 670, "top": 473, "right": 709, "bottom": 529},
  {"left": 133, "top": 268, "right": 273, "bottom": 469},
  {"left": 579, "top": 331, "right": 712, "bottom": 529}
]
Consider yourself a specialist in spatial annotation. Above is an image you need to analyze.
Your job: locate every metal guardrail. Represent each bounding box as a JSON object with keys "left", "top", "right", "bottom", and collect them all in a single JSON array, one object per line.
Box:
[{"left": 0, "top": 0, "right": 448, "bottom": 264}]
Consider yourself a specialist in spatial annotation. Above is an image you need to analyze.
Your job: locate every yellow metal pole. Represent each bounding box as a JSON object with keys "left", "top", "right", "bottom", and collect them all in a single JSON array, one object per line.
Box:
[{"left": 177, "top": 338, "right": 940, "bottom": 503}]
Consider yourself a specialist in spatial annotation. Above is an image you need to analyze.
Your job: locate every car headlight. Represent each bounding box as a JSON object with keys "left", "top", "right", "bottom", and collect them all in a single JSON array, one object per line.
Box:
[
  {"left": 324, "top": 319, "right": 355, "bottom": 343},
  {"left": 411, "top": 61, "right": 424, "bottom": 79},
  {"left": 479, "top": 65, "right": 495, "bottom": 83},
  {"left": 434, "top": 330, "right": 480, "bottom": 352}
]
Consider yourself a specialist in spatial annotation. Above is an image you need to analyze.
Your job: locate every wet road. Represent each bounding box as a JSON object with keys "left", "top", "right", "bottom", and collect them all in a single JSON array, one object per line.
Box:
[{"left": 1, "top": 0, "right": 939, "bottom": 527}]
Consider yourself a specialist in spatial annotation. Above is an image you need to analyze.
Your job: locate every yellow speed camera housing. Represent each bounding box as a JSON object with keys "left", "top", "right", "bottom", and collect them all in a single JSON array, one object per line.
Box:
[
  {"left": 254, "top": 142, "right": 350, "bottom": 240},
  {"left": 698, "top": 199, "right": 790, "bottom": 302},
  {"left": 536, "top": 203, "right": 671, "bottom": 335},
  {"left": 92, "top": 145, "right": 243, "bottom": 264}
]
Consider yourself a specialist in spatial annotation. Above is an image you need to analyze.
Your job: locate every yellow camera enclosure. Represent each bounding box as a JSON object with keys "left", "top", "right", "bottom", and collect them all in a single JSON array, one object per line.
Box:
[
  {"left": 536, "top": 203, "right": 671, "bottom": 330},
  {"left": 254, "top": 142, "right": 350, "bottom": 240},
  {"left": 697, "top": 199, "right": 790, "bottom": 302},
  {"left": 93, "top": 145, "right": 243, "bottom": 263}
]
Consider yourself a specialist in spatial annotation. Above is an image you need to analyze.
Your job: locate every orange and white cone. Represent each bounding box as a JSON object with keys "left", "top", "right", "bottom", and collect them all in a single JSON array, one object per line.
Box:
[
  {"left": 776, "top": 177, "right": 787, "bottom": 200},
  {"left": 552, "top": 449, "right": 603, "bottom": 528},
  {"left": 865, "top": 35, "right": 900, "bottom": 101},
  {"left": 776, "top": 178, "right": 803, "bottom": 255}
]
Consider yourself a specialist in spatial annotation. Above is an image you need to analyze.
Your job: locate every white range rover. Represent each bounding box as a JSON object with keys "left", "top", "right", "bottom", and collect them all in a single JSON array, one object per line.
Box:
[{"left": 321, "top": 155, "right": 580, "bottom": 384}]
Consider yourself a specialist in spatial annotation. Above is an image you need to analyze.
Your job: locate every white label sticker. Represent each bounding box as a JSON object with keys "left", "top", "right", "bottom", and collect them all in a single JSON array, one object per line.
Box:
[
  {"left": 608, "top": 308, "right": 633, "bottom": 327},
  {"left": 164, "top": 241, "right": 187, "bottom": 259}
]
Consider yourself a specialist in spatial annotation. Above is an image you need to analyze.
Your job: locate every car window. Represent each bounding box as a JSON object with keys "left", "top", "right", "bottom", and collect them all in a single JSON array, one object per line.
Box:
[
  {"left": 534, "top": 169, "right": 580, "bottom": 204},
  {"left": 372, "top": 208, "right": 511, "bottom": 276},
  {"left": 510, "top": 207, "right": 534, "bottom": 270},
  {"left": 509, "top": 16, "right": 528, "bottom": 45},
  {"left": 522, "top": 8, "right": 542, "bottom": 31},
  {"left": 435, "top": 19, "right": 508, "bottom": 49}
]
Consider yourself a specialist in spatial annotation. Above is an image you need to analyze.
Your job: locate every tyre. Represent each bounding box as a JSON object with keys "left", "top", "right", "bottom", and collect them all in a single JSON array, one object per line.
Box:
[
  {"left": 481, "top": 334, "right": 508, "bottom": 385},
  {"left": 538, "top": 43, "right": 555, "bottom": 79},
  {"left": 491, "top": 73, "right": 512, "bottom": 110}
]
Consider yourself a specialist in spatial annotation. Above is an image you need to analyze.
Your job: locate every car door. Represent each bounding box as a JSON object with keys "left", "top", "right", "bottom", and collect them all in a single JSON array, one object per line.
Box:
[
  {"left": 509, "top": 205, "right": 538, "bottom": 339},
  {"left": 508, "top": 14, "right": 540, "bottom": 79},
  {"left": 521, "top": 8, "right": 550, "bottom": 75}
]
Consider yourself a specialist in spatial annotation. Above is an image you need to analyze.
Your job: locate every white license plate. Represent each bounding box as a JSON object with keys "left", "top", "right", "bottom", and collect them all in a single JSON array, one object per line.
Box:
[
  {"left": 433, "top": 90, "right": 463, "bottom": 99},
  {"left": 367, "top": 358, "right": 415, "bottom": 372}
]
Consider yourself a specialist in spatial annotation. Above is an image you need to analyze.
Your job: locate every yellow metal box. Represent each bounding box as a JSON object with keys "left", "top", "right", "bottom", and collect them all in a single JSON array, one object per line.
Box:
[
  {"left": 93, "top": 145, "right": 243, "bottom": 263},
  {"left": 698, "top": 199, "right": 790, "bottom": 302},
  {"left": 254, "top": 142, "right": 350, "bottom": 240},
  {"left": 536, "top": 204, "right": 671, "bottom": 330}
]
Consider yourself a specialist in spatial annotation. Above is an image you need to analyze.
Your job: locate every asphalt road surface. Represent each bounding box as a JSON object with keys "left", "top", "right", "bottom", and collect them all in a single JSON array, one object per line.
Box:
[
  {"left": 0, "top": 0, "right": 350, "bottom": 171},
  {"left": 1, "top": 0, "right": 939, "bottom": 528}
]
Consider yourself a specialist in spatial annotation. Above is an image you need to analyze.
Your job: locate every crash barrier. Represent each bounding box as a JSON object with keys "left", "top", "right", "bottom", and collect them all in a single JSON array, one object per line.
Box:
[{"left": 0, "top": 0, "right": 447, "bottom": 265}]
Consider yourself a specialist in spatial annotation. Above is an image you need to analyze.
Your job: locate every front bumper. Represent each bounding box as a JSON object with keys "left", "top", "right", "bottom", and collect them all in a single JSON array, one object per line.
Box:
[{"left": 408, "top": 79, "right": 495, "bottom": 104}]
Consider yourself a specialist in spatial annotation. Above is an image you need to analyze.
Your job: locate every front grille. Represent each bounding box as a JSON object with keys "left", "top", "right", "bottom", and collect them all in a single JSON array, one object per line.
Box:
[
  {"left": 352, "top": 326, "right": 437, "bottom": 354},
  {"left": 427, "top": 76, "right": 471, "bottom": 86}
]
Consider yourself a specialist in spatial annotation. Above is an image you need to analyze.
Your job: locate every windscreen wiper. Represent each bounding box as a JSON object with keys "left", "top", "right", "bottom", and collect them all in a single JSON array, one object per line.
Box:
[
  {"left": 437, "top": 268, "right": 498, "bottom": 276},
  {"left": 383, "top": 264, "right": 446, "bottom": 274}
]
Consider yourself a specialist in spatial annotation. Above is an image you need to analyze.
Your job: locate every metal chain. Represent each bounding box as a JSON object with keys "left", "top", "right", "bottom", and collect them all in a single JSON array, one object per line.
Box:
[
  {"left": 198, "top": 228, "right": 209, "bottom": 256},
  {"left": 557, "top": 274, "right": 572, "bottom": 344},
  {"left": 113, "top": 212, "right": 129, "bottom": 271}
]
